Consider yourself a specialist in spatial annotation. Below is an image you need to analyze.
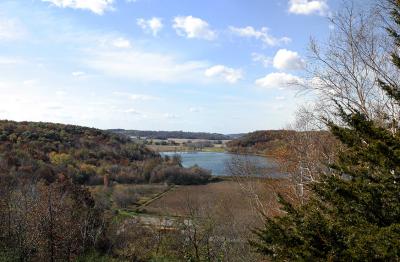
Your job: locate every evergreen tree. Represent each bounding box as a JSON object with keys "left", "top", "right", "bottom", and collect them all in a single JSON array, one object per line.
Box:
[{"left": 252, "top": 1, "right": 400, "bottom": 261}]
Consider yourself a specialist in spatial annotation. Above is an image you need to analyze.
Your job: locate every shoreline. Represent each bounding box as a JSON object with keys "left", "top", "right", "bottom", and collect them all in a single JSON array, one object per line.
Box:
[{"left": 156, "top": 148, "right": 272, "bottom": 158}]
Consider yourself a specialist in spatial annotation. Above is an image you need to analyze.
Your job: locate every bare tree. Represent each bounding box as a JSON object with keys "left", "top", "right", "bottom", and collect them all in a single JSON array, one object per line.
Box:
[
  {"left": 0, "top": 180, "right": 106, "bottom": 261},
  {"left": 225, "top": 156, "right": 276, "bottom": 217},
  {"left": 280, "top": 107, "right": 341, "bottom": 203},
  {"left": 307, "top": 1, "right": 400, "bottom": 128}
]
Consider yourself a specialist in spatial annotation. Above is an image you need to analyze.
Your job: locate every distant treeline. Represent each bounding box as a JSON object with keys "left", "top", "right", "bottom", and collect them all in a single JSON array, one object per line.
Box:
[
  {"left": 227, "top": 130, "right": 293, "bottom": 154},
  {"left": 227, "top": 130, "right": 331, "bottom": 155},
  {"left": 109, "top": 129, "right": 233, "bottom": 140}
]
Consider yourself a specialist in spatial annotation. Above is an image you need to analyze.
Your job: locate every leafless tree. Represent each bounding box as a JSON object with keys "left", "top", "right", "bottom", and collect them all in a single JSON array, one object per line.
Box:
[
  {"left": 0, "top": 180, "right": 106, "bottom": 261},
  {"left": 280, "top": 107, "right": 341, "bottom": 203},
  {"left": 306, "top": 1, "right": 400, "bottom": 129},
  {"left": 225, "top": 156, "right": 275, "bottom": 217}
]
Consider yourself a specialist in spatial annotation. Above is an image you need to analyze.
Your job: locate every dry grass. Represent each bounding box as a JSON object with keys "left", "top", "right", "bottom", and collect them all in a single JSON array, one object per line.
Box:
[
  {"left": 146, "top": 144, "right": 226, "bottom": 152},
  {"left": 90, "top": 184, "right": 171, "bottom": 210},
  {"left": 145, "top": 178, "right": 292, "bottom": 233},
  {"left": 90, "top": 179, "right": 292, "bottom": 261}
]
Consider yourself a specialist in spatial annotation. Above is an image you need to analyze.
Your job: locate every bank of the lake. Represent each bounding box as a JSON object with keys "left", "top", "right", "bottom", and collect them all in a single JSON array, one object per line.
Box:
[{"left": 148, "top": 145, "right": 227, "bottom": 153}]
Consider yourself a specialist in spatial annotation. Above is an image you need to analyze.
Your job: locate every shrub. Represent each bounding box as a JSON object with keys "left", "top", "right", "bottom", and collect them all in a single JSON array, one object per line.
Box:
[
  {"left": 150, "top": 165, "right": 211, "bottom": 185},
  {"left": 113, "top": 187, "right": 139, "bottom": 208},
  {"left": 87, "top": 175, "right": 103, "bottom": 186}
]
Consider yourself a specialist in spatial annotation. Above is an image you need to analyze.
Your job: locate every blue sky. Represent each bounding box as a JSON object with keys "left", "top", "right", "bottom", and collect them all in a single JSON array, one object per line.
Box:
[{"left": 0, "top": 0, "right": 338, "bottom": 133}]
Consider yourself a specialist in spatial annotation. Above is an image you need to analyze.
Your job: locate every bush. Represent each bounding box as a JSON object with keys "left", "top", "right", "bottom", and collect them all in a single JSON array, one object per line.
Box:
[
  {"left": 150, "top": 165, "right": 211, "bottom": 185},
  {"left": 87, "top": 175, "right": 103, "bottom": 186},
  {"left": 113, "top": 188, "right": 139, "bottom": 208},
  {"left": 114, "top": 173, "right": 144, "bottom": 184},
  {"left": 93, "top": 190, "right": 112, "bottom": 210}
]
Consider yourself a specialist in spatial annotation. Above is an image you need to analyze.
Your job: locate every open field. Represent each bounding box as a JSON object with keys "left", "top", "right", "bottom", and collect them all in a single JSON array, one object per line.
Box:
[
  {"left": 89, "top": 178, "right": 291, "bottom": 228},
  {"left": 147, "top": 144, "right": 227, "bottom": 152},
  {"left": 165, "top": 138, "right": 231, "bottom": 144},
  {"left": 138, "top": 138, "right": 231, "bottom": 152},
  {"left": 142, "top": 178, "right": 292, "bottom": 232}
]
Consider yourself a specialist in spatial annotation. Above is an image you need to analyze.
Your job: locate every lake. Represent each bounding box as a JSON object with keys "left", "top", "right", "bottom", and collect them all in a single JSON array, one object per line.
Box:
[{"left": 161, "top": 151, "right": 281, "bottom": 177}]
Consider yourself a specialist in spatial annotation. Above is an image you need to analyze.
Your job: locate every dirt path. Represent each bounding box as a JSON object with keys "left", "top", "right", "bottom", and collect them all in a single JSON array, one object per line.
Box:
[{"left": 137, "top": 185, "right": 176, "bottom": 208}]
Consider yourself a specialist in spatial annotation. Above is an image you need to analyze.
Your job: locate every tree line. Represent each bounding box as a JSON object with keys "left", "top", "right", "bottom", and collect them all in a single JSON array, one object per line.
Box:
[{"left": 109, "top": 129, "right": 232, "bottom": 140}]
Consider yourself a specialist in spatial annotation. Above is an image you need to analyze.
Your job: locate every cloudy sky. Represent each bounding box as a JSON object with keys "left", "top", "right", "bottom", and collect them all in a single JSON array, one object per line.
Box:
[{"left": 0, "top": 0, "right": 338, "bottom": 133}]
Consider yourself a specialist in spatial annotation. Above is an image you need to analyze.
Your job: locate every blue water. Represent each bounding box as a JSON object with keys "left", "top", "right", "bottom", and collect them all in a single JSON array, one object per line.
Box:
[{"left": 161, "top": 151, "right": 280, "bottom": 177}]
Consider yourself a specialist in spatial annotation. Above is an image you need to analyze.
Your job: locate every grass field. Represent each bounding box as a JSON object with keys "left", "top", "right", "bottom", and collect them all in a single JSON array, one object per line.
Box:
[
  {"left": 147, "top": 144, "right": 227, "bottom": 153},
  {"left": 143, "top": 178, "right": 291, "bottom": 233},
  {"left": 90, "top": 178, "right": 291, "bottom": 228}
]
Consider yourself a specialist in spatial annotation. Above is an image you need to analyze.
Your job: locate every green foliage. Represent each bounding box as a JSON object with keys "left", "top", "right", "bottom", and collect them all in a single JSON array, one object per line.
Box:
[
  {"left": 253, "top": 114, "right": 400, "bottom": 260},
  {"left": 49, "top": 152, "right": 74, "bottom": 166},
  {"left": 252, "top": 1, "right": 400, "bottom": 260}
]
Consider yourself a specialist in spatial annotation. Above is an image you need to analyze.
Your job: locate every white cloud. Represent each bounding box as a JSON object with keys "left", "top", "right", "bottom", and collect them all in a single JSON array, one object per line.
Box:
[
  {"left": 0, "top": 56, "right": 26, "bottom": 65},
  {"left": 205, "top": 65, "right": 243, "bottom": 84},
  {"left": 137, "top": 17, "right": 163, "bottom": 36},
  {"left": 113, "top": 92, "right": 159, "bottom": 101},
  {"left": 255, "top": 72, "right": 304, "bottom": 89},
  {"left": 128, "top": 94, "right": 157, "bottom": 101},
  {"left": 84, "top": 48, "right": 208, "bottom": 83},
  {"left": 173, "top": 16, "right": 216, "bottom": 40},
  {"left": 41, "top": 0, "right": 114, "bottom": 15},
  {"left": 23, "top": 79, "right": 39, "bottom": 86},
  {"left": 56, "top": 90, "right": 67, "bottom": 96},
  {"left": 112, "top": 37, "right": 131, "bottom": 48},
  {"left": 0, "top": 17, "right": 26, "bottom": 41},
  {"left": 189, "top": 107, "right": 203, "bottom": 113},
  {"left": 275, "top": 96, "right": 286, "bottom": 100},
  {"left": 49, "top": 26, "right": 208, "bottom": 83},
  {"left": 288, "top": 0, "right": 329, "bottom": 16},
  {"left": 45, "top": 103, "right": 63, "bottom": 110},
  {"left": 308, "top": 76, "right": 326, "bottom": 90},
  {"left": 252, "top": 53, "right": 272, "bottom": 68},
  {"left": 123, "top": 108, "right": 141, "bottom": 114},
  {"left": 72, "top": 71, "right": 86, "bottom": 77},
  {"left": 164, "top": 113, "right": 180, "bottom": 119},
  {"left": 273, "top": 49, "right": 305, "bottom": 71},
  {"left": 229, "top": 26, "right": 291, "bottom": 46}
]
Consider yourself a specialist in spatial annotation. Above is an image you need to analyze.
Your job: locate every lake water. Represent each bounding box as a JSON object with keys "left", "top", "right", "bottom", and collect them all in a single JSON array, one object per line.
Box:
[{"left": 161, "top": 151, "right": 281, "bottom": 177}]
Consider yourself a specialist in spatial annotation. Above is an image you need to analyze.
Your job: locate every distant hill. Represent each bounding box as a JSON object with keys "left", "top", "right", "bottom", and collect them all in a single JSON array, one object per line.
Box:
[
  {"left": 227, "top": 130, "right": 295, "bottom": 155},
  {"left": 0, "top": 120, "right": 159, "bottom": 184},
  {"left": 0, "top": 121, "right": 214, "bottom": 186},
  {"left": 227, "top": 130, "right": 335, "bottom": 156},
  {"left": 108, "top": 129, "right": 232, "bottom": 140},
  {"left": 227, "top": 133, "right": 245, "bottom": 139}
]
